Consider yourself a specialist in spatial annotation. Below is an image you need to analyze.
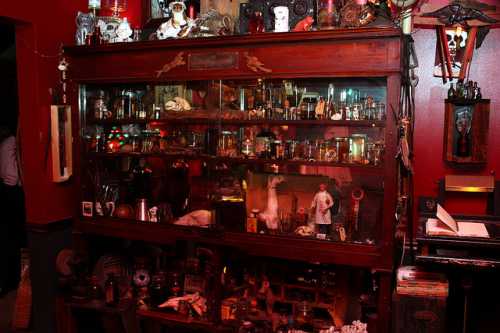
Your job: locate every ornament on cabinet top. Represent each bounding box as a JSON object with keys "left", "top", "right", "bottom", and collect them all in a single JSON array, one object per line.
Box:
[
  {"left": 115, "top": 17, "right": 133, "bottom": 42},
  {"left": 75, "top": 11, "right": 96, "bottom": 45},
  {"left": 156, "top": 0, "right": 196, "bottom": 39}
]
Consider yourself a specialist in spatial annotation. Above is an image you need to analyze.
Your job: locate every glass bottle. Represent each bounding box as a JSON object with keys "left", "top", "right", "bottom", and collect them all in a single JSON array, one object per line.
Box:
[
  {"left": 447, "top": 82, "right": 456, "bottom": 99},
  {"left": 255, "top": 127, "right": 275, "bottom": 159},
  {"left": 104, "top": 273, "right": 119, "bottom": 306},
  {"left": 295, "top": 301, "right": 314, "bottom": 332},
  {"left": 149, "top": 273, "right": 167, "bottom": 308}
]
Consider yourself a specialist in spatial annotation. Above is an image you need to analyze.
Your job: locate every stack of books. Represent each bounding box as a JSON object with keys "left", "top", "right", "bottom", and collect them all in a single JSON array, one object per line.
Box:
[{"left": 396, "top": 266, "right": 449, "bottom": 297}]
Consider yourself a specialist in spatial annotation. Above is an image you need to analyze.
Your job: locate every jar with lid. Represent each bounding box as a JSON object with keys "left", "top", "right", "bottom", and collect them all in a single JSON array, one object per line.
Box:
[
  {"left": 335, "top": 137, "right": 350, "bottom": 163},
  {"left": 104, "top": 273, "right": 119, "bottom": 306},
  {"left": 300, "top": 97, "right": 317, "bottom": 120},
  {"left": 116, "top": 88, "right": 137, "bottom": 119},
  {"left": 93, "top": 90, "right": 109, "bottom": 120},
  {"left": 149, "top": 273, "right": 167, "bottom": 307},
  {"left": 286, "top": 140, "right": 300, "bottom": 160},
  {"left": 376, "top": 102, "right": 386, "bottom": 120},
  {"left": 274, "top": 140, "right": 285, "bottom": 160},
  {"left": 255, "top": 127, "right": 275, "bottom": 159},
  {"left": 304, "top": 140, "right": 317, "bottom": 161},
  {"left": 218, "top": 131, "right": 238, "bottom": 157},
  {"left": 88, "top": 275, "right": 102, "bottom": 300},
  {"left": 295, "top": 301, "right": 314, "bottom": 332},
  {"left": 349, "top": 134, "right": 367, "bottom": 164}
]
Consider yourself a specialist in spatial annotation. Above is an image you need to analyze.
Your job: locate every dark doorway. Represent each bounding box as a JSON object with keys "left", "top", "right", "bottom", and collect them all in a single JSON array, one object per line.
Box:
[
  {"left": 0, "top": 18, "right": 24, "bottom": 333},
  {"left": 0, "top": 21, "right": 18, "bottom": 132}
]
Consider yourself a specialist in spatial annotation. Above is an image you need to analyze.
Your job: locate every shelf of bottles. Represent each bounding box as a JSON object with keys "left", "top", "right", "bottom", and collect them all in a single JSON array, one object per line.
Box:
[{"left": 80, "top": 77, "right": 387, "bottom": 245}]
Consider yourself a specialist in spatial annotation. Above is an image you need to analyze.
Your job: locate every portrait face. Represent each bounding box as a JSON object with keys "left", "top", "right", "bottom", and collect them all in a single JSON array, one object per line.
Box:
[
  {"left": 172, "top": 3, "right": 184, "bottom": 13},
  {"left": 319, "top": 183, "right": 327, "bottom": 191}
]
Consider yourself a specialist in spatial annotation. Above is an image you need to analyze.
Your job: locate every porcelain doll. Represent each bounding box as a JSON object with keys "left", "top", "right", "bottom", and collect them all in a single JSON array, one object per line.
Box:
[{"left": 310, "top": 183, "right": 334, "bottom": 239}]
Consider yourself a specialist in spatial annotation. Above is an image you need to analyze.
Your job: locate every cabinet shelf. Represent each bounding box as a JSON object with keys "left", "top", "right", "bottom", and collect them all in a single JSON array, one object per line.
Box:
[
  {"left": 75, "top": 217, "right": 382, "bottom": 268},
  {"left": 85, "top": 152, "right": 384, "bottom": 171},
  {"left": 136, "top": 309, "right": 231, "bottom": 333},
  {"left": 89, "top": 118, "right": 386, "bottom": 128}
]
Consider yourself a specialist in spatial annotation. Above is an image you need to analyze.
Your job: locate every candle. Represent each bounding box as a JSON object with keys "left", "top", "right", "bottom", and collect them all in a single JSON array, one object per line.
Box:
[{"left": 189, "top": 5, "right": 195, "bottom": 19}]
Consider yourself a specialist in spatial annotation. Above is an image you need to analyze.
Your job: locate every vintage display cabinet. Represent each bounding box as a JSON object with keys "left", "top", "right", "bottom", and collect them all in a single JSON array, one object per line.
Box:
[{"left": 65, "top": 27, "right": 401, "bottom": 333}]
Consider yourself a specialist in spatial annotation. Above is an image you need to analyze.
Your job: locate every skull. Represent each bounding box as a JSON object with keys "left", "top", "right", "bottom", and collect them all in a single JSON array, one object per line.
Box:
[{"left": 446, "top": 28, "right": 468, "bottom": 61}]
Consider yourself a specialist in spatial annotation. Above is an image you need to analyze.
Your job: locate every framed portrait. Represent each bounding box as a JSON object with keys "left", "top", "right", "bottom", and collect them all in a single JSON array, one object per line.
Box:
[{"left": 142, "top": 0, "right": 201, "bottom": 29}]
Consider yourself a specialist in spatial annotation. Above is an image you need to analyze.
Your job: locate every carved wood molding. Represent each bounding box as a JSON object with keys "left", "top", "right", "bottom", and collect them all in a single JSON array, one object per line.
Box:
[
  {"left": 244, "top": 52, "right": 272, "bottom": 74},
  {"left": 156, "top": 52, "right": 186, "bottom": 78}
]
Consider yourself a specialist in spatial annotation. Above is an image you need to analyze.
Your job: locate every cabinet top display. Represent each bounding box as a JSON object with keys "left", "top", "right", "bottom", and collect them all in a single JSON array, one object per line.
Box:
[{"left": 64, "top": 27, "right": 402, "bottom": 83}]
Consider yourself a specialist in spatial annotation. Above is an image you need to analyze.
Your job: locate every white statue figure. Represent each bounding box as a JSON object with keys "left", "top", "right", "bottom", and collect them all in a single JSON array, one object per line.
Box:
[
  {"left": 258, "top": 175, "right": 285, "bottom": 230},
  {"left": 273, "top": 6, "right": 289, "bottom": 32},
  {"left": 156, "top": 1, "right": 195, "bottom": 39},
  {"left": 115, "top": 17, "right": 133, "bottom": 42},
  {"left": 310, "top": 183, "right": 334, "bottom": 239}
]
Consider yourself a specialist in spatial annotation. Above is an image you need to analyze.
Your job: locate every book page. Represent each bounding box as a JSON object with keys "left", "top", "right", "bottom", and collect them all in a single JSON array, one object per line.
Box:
[
  {"left": 436, "top": 204, "right": 458, "bottom": 232},
  {"left": 456, "top": 221, "right": 489, "bottom": 238},
  {"left": 426, "top": 218, "right": 457, "bottom": 237}
]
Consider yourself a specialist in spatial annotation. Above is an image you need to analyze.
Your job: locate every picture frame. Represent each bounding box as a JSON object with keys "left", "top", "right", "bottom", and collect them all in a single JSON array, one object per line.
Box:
[
  {"left": 443, "top": 99, "right": 490, "bottom": 165},
  {"left": 142, "top": 0, "right": 201, "bottom": 29},
  {"left": 50, "top": 105, "right": 73, "bottom": 182}
]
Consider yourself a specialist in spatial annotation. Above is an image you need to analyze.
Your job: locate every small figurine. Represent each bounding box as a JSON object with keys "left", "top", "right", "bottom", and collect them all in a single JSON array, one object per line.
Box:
[
  {"left": 273, "top": 6, "right": 289, "bottom": 32},
  {"left": 311, "top": 183, "right": 334, "bottom": 239},
  {"left": 115, "top": 17, "right": 133, "bottom": 42},
  {"left": 156, "top": 0, "right": 196, "bottom": 39},
  {"left": 248, "top": 11, "right": 265, "bottom": 33},
  {"left": 293, "top": 16, "right": 314, "bottom": 32},
  {"left": 75, "top": 11, "right": 95, "bottom": 45}
]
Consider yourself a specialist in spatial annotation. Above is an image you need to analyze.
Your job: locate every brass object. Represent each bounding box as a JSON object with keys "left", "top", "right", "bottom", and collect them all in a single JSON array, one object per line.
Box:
[
  {"left": 244, "top": 52, "right": 272, "bottom": 73},
  {"left": 445, "top": 175, "right": 494, "bottom": 193},
  {"left": 156, "top": 52, "right": 186, "bottom": 78}
]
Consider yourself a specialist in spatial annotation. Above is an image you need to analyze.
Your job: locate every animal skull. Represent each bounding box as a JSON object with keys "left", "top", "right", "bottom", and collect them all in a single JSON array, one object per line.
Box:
[{"left": 446, "top": 28, "right": 468, "bottom": 61}]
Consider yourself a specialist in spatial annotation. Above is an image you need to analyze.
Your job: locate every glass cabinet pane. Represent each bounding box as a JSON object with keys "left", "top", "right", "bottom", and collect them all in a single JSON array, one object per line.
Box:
[{"left": 80, "top": 77, "right": 387, "bottom": 245}]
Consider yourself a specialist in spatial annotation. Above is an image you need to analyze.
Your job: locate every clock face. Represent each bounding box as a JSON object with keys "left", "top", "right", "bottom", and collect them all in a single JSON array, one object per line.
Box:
[{"left": 133, "top": 269, "right": 151, "bottom": 287}]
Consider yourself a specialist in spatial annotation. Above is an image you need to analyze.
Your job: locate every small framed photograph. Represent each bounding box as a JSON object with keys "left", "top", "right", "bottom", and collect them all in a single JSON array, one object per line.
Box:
[{"left": 82, "top": 201, "right": 93, "bottom": 217}]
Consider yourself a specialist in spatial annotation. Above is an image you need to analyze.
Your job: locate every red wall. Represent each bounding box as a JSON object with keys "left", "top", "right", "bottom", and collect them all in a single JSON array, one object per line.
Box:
[
  {"left": 0, "top": 0, "right": 142, "bottom": 224},
  {"left": 413, "top": 27, "right": 500, "bottom": 217}
]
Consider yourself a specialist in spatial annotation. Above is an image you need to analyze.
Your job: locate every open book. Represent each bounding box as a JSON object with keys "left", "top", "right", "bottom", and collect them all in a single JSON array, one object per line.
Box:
[{"left": 426, "top": 204, "right": 490, "bottom": 238}]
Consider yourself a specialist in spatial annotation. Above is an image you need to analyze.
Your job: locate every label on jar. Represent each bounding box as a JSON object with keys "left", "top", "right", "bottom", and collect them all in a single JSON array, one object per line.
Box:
[{"left": 247, "top": 217, "right": 258, "bottom": 233}]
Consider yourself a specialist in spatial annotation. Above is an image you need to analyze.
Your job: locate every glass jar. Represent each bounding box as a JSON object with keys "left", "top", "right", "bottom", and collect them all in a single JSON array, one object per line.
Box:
[
  {"left": 218, "top": 131, "right": 238, "bottom": 157},
  {"left": 304, "top": 140, "right": 317, "bottom": 161},
  {"left": 373, "top": 141, "right": 385, "bottom": 166},
  {"left": 295, "top": 301, "right": 313, "bottom": 332},
  {"left": 274, "top": 140, "right": 285, "bottom": 160},
  {"left": 241, "top": 138, "right": 255, "bottom": 158},
  {"left": 286, "top": 140, "right": 300, "bottom": 160},
  {"left": 255, "top": 128, "right": 275, "bottom": 159},
  {"left": 300, "top": 97, "right": 317, "bottom": 120},
  {"left": 335, "top": 137, "right": 350, "bottom": 163},
  {"left": 349, "top": 134, "right": 367, "bottom": 163},
  {"left": 149, "top": 273, "right": 167, "bottom": 307},
  {"left": 236, "top": 298, "right": 250, "bottom": 321},
  {"left": 376, "top": 102, "right": 386, "bottom": 120}
]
